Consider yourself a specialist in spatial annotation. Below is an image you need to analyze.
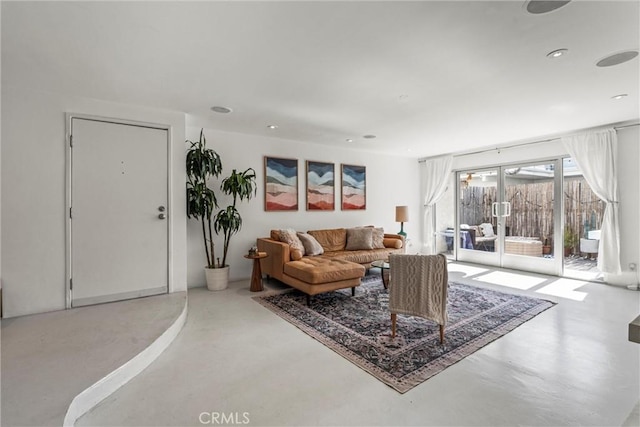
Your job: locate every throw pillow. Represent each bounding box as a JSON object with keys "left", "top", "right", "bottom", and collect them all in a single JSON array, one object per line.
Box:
[
  {"left": 371, "top": 227, "right": 385, "bottom": 249},
  {"left": 290, "top": 248, "right": 303, "bottom": 261},
  {"left": 383, "top": 238, "right": 403, "bottom": 249},
  {"left": 297, "top": 232, "right": 324, "bottom": 256},
  {"left": 345, "top": 227, "right": 374, "bottom": 250},
  {"left": 278, "top": 229, "right": 305, "bottom": 256}
]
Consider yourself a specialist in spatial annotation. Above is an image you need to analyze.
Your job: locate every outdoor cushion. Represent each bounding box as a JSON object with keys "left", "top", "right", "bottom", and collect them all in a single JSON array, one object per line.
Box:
[{"left": 480, "top": 223, "right": 495, "bottom": 237}]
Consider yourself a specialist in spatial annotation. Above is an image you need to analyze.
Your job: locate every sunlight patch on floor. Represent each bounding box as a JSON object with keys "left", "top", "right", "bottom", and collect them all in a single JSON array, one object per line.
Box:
[
  {"left": 472, "top": 271, "right": 547, "bottom": 290},
  {"left": 536, "top": 278, "right": 588, "bottom": 301},
  {"left": 564, "top": 268, "right": 603, "bottom": 283},
  {"left": 447, "top": 263, "right": 489, "bottom": 277}
]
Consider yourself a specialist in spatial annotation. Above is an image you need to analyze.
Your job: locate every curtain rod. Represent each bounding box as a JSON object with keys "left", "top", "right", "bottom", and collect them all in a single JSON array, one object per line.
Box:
[{"left": 418, "top": 122, "right": 639, "bottom": 163}]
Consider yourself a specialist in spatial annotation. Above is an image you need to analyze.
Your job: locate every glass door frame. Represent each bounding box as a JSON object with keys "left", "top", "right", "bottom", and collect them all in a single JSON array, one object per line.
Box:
[
  {"left": 454, "top": 159, "right": 563, "bottom": 276},
  {"left": 455, "top": 167, "right": 501, "bottom": 268}
]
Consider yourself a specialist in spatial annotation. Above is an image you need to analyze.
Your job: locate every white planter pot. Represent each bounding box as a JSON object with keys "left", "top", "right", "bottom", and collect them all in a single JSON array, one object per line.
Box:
[{"left": 205, "top": 266, "right": 230, "bottom": 291}]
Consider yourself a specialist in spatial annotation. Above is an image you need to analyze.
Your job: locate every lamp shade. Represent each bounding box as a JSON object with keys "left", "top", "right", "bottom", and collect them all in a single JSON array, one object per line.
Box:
[{"left": 395, "top": 206, "right": 409, "bottom": 223}]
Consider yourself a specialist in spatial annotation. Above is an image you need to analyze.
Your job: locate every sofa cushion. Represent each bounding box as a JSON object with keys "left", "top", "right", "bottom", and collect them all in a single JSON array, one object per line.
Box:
[
  {"left": 371, "top": 227, "right": 385, "bottom": 249},
  {"left": 345, "top": 227, "right": 373, "bottom": 250},
  {"left": 308, "top": 228, "right": 347, "bottom": 252},
  {"left": 297, "top": 232, "right": 324, "bottom": 256},
  {"left": 383, "top": 238, "right": 403, "bottom": 249},
  {"left": 326, "top": 248, "right": 397, "bottom": 264},
  {"left": 290, "top": 248, "right": 303, "bottom": 261},
  {"left": 284, "top": 257, "right": 364, "bottom": 284},
  {"left": 278, "top": 229, "right": 305, "bottom": 257}
]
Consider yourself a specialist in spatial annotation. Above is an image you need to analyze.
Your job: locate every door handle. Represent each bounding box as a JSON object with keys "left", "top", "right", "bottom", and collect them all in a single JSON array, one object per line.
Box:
[
  {"left": 502, "top": 201, "right": 511, "bottom": 217},
  {"left": 158, "top": 213, "right": 166, "bottom": 220},
  {"left": 492, "top": 202, "right": 499, "bottom": 217}
]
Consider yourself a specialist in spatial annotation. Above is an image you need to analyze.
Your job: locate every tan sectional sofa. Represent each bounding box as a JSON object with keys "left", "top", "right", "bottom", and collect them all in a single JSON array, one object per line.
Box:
[{"left": 257, "top": 227, "right": 404, "bottom": 303}]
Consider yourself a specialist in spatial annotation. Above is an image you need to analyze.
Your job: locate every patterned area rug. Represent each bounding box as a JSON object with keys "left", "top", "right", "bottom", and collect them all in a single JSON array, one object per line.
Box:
[{"left": 254, "top": 275, "right": 555, "bottom": 393}]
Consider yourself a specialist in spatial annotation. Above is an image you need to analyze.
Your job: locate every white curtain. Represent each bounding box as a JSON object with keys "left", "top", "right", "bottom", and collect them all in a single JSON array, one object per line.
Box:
[
  {"left": 421, "top": 155, "right": 453, "bottom": 254},
  {"left": 562, "top": 128, "right": 621, "bottom": 274}
]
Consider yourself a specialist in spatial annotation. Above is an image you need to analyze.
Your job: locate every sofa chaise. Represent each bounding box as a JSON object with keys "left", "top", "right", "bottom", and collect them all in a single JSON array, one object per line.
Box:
[{"left": 257, "top": 227, "right": 404, "bottom": 303}]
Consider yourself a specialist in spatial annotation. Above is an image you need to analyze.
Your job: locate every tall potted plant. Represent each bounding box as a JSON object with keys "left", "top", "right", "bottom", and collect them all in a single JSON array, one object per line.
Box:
[
  {"left": 186, "top": 129, "right": 223, "bottom": 290},
  {"left": 214, "top": 168, "right": 258, "bottom": 270},
  {"left": 186, "top": 130, "right": 257, "bottom": 291}
]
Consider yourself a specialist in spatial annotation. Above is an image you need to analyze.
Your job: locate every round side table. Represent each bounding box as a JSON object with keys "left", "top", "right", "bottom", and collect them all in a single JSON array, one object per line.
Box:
[{"left": 244, "top": 253, "right": 268, "bottom": 292}]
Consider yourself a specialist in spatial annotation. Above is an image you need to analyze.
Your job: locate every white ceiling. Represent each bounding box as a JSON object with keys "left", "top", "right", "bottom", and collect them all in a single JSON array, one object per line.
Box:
[{"left": 2, "top": 1, "right": 638, "bottom": 158}]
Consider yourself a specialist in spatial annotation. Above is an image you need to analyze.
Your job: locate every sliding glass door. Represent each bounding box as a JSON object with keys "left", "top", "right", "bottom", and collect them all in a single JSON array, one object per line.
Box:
[
  {"left": 456, "top": 161, "right": 562, "bottom": 275},
  {"left": 456, "top": 168, "right": 501, "bottom": 267}
]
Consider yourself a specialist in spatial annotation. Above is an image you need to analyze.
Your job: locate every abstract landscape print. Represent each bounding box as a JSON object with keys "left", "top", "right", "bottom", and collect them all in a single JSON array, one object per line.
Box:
[
  {"left": 265, "top": 156, "right": 298, "bottom": 211},
  {"left": 341, "top": 164, "right": 366, "bottom": 210},
  {"left": 306, "top": 161, "right": 335, "bottom": 211}
]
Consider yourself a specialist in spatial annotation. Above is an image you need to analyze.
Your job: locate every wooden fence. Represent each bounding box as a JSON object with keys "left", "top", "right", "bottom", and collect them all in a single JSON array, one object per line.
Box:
[{"left": 459, "top": 176, "right": 604, "bottom": 247}]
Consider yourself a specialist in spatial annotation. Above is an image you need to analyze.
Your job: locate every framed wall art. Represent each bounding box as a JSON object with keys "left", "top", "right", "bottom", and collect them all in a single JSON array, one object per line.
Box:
[
  {"left": 341, "top": 164, "right": 366, "bottom": 210},
  {"left": 306, "top": 161, "right": 335, "bottom": 211},
  {"left": 264, "top": 156, "right": 298, "bottom": 211}
]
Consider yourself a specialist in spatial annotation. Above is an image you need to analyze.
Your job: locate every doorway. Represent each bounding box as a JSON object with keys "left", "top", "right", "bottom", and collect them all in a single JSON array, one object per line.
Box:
[
  {"left": 453, "top": 161, "right": 562, "bottom": 276},
  {"left": 67, "top": 116, "right": 169, "bottom": 307},
  {"left": 562, "top": 158, "right": 603, "bottom": 281}
]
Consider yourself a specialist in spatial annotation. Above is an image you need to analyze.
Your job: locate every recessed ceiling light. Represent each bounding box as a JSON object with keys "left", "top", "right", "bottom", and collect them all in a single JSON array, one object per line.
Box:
[
  {"left": 547, "top": 49, "right": 568, "bottom": 59},
  {"left": 611, "top": 94, "right": 628, "bottom": 100},
  {"left": 596, "top": 50, "right": 639, "bottom": 67},
  {"left": 267, "top": 125, "right": 278, "bottom": 129},
  {"left": 345, "top": 138, "right": 353, "bottom": 143},
  {"left": 210, "top": 106, "right": 232, "bottom": 114},
  {"left": 363, "top": 135, "right": 377, "bottom": 139},
  {"left": 525, "top": 0, "right": 571, "bottom": 14}
]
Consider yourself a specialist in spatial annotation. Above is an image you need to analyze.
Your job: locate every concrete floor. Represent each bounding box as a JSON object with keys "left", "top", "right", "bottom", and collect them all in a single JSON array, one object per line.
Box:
[
  {"left": 1, "top": 291, "right": 186, "bottom": 426},
  {"left": 78, "top": 264, "right": 640, "bottom": 426},
  {"left": 66, "top": 262, "right": 640, "bottom": 427}
]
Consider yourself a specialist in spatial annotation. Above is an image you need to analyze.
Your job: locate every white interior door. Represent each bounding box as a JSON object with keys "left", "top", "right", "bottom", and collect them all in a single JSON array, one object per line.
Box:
[{"left": 70, "top": 118, "right": 168, "bottom": 307}]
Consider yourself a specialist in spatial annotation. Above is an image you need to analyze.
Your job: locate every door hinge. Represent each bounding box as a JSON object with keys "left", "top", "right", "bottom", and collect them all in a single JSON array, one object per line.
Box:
[
  {"left": 69, "top": 134, "right": 73, "bottom": 147},
  {"left": 69, "top": 207, "right": 72, "bottom": 219},
  {"left": 70, "top": 278, "right": 73, "bottom": 290}
]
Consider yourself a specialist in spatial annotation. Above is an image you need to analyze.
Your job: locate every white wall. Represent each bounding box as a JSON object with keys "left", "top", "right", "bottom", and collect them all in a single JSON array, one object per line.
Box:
[
  {"left": 433, "top": 125, "right": 640, "bottom": 286},
  {"left": 185, "top": 118, "right": 421, "bottom": 288},
  {"left": 615, "top": 126, "right": 640, "bottom": 286},
  {"left": 1, "top": 86, "right": 187, "bottom": 318}
]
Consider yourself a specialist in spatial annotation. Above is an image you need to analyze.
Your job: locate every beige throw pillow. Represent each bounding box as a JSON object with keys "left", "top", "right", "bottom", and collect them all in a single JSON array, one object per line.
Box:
[
  {"left": 345, "top": 227, "right": 374, "bottom": 250},
  {"left": 371, "top": 227, "right": 385, "bottom": 249},
  {"left": 297, "top": 232, "right": 324, "bottom": 256},
  {"left": 278, "top": 229, "right": 305, "bottom": 257}
]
